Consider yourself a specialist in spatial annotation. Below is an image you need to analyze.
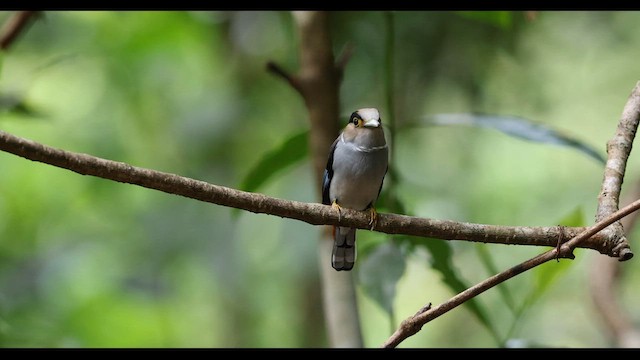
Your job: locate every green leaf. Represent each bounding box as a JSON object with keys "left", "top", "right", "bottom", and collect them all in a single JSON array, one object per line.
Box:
[
  {"left": 0, "top": 94, "right": 43, "bottom": 118},
  {"left": 455, "top": 11, "right": 513, "bottom": 30},
  {"left": 238, "top": 130, "right": 308, "bottom": 193},
  {"left": 358, "top": 241, "right": 406, "bottom": 320},
  {"left": 423, "top": 113, "right": 606, "bottom": 164}
]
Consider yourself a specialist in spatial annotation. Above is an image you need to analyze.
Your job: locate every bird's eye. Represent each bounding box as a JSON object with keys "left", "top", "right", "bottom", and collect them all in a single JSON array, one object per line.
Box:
[{"left": 352, "top": 117, "right": 361, "bottom": 127}]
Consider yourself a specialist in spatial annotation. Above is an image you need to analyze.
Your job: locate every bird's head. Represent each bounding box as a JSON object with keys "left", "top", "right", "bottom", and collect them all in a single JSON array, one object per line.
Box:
[{"left": 349, "top": 108, "right": 382, "bottom": 129}]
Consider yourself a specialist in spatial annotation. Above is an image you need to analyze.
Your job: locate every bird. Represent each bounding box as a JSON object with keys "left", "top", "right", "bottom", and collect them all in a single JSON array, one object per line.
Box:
[{"left": 322, "top": 108, "right": 389, "bottom": 271}]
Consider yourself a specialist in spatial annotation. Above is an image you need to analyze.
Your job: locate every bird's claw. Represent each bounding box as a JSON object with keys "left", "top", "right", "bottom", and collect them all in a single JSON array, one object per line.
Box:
[
  {"left": 368, "top": 207, "right": 378, "bottom": 231},
  {"left": 332, "top": 201, "right": 343, "bottom": 222}
]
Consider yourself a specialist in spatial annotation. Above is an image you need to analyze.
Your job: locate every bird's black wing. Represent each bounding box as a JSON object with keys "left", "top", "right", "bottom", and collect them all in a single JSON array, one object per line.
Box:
[
  {"left": 376, "top": 165, "right": 388, "bottom": 200},
  {"left": 322, "top": 137, "right": 339, "bottom": 205}
]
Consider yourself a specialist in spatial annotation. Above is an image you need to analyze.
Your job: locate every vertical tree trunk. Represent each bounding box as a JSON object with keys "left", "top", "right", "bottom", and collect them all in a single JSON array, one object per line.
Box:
[{"left": 292, "top": 11, "right": 364, "bottom": 347}]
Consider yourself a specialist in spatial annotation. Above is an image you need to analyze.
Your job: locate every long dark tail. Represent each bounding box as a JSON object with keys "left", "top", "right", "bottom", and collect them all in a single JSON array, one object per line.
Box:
[{"left": 332, "top": 226, "right": 356, "bottom": 271}]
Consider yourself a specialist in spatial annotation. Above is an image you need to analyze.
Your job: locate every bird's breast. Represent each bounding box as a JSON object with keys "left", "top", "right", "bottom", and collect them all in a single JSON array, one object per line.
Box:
[{"left": 329, "top": 142, "right": 388, "bottom": 211}]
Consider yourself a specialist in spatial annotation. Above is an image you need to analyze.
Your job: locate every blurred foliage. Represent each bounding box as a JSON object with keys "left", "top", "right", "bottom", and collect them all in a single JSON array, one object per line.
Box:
[
  {"left": 238, "top": 130, "right": 308, "bottom": 194},
  {"left": 0, "top": 10, "right": 639, "bottom": 348},
  {"left": 456, "top": 11, "right": 514, "bottom": 30}
]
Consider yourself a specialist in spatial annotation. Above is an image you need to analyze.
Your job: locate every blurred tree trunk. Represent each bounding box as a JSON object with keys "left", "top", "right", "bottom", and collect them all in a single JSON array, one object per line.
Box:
[
  {"left": 292, "top": 11, "right": 363, "bottom": 347},
  {"left": 589, "top": 179, "right": 640, "bottom": 347}
]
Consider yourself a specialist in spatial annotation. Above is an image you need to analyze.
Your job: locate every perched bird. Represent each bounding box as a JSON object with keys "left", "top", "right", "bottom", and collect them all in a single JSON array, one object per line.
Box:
[{"left": 322, "top": 108, "right": 389, "bottom": 271}]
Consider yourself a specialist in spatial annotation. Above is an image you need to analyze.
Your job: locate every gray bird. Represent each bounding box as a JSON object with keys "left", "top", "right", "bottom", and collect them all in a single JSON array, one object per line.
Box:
[{"left": 322, "top": 108, "right": 389, "bottom": 271}]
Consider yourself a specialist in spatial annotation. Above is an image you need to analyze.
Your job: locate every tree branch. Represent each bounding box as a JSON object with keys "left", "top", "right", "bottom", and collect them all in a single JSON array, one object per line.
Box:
[
  {"left": 265, "top": 61, "right": 304, "bottom": 96},
  {"left": 335, "top": 42, "right": 355, "bottom": 80},
  {"left": 0, "top": 11, "right": 40, "bottom": 51},
  {"left": 382, "top": 197, "right": 640, "bottom": 348},
  {"left": 594, "top": 81, "right": 640, "bottom": 260},
  {"left": 0, "top": 129, "right": 627, "bottom": 255}
]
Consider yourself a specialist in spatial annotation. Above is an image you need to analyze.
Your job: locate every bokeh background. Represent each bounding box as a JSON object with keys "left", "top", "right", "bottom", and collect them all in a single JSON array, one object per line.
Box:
[{"left": 1, "top": 10, "right": 640, "bottom": 348}]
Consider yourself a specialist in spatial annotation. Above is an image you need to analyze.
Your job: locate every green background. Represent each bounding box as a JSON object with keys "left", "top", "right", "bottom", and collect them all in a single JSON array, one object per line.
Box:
[{"left": 0, "top": 11, "right": 639, "bottom": 348}]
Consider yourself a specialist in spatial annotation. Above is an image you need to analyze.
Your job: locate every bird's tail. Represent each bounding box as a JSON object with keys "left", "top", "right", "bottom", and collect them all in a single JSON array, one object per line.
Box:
[{"left": 332, "top": 226, "right": 356, "bottom": 271}]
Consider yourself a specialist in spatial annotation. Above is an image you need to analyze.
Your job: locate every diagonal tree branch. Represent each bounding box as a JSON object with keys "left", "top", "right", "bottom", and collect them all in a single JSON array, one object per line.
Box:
[
  {"left": 382, "top": 81, "right": 640, "bottom": 348},
  {"left": 0, "top": 11, "right": 40, "bottom": 51},
  {"left": 0, "top": 129, "right": 629, "bottom": 256},
  {"left": 266, "top": 61, "right": 305, "bottom": 96},
  {"left": 382, "top": 197, "right": 640, "bottom": 348}
]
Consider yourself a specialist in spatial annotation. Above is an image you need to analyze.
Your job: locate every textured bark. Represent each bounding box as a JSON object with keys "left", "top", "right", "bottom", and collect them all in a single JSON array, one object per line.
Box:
[
  {"left": 0, "top": 129, "right": 629, "bottom": 256},
  {"left": 594, "top": 81, "right": 640, "bottom": 259},
  {"left": 0, "top": 127, "right": 632, "bottom": 256},
  {"left": 589, "top": 82, "right": 640, "bottom": 347}
]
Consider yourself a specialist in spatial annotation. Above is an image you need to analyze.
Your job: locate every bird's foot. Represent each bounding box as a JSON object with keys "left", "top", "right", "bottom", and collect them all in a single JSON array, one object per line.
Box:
[
  {"left": 332, "top": 200, "right": 343, "bottom": 222},
  {"left": 368, "top": 207, "right": 378, "bottom": 231}
]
